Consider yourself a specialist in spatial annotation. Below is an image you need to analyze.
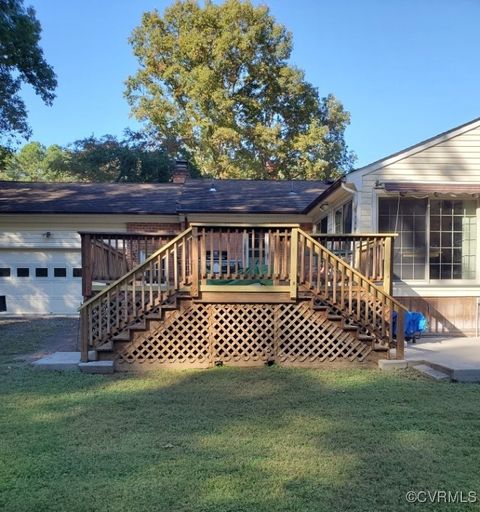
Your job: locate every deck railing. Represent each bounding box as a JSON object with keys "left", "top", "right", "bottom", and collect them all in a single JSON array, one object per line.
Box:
[
  {"left": 194, "top": 225, "right": 293, "bottom": 284},
  {"left": 298, "top": 230, "right": 405, "bottom": 357},
  {"left": 80, "top": 225, "right": 405, "bottom": 361},
  {"left": 80, "top": 228, "right": 193, "bottom": 361},
  {"left": 79, "top": 231, "right": 176, "bottom": 298},
  {"left": 312, "top": 234, "right": 396, "bottom": 294}
]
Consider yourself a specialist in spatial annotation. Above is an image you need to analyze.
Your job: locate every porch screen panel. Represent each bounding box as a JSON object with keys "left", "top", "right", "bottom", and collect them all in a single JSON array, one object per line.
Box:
[
  {"left": 378, "top": 198, "right": 427, "bottom": 280},
  {"left": 429, "top": 200, "right": 476, "bottom": 280}
]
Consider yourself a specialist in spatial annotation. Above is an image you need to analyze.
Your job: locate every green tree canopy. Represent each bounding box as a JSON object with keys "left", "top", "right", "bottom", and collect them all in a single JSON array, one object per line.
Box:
[
  {"left": 1, "top": 133, "right": 180, "bottom": 183},
  {"left": 126, "top": 0, "right": 355, "bottom": 180},
  {"left": 67, "top": 134, "right": 175, "bottom": 182},
  {"left": 0, "top": 0, "right": 57, "bottom": 145},
  {"left": 1, "top": 141, "right": 72, "bottom": 181}
]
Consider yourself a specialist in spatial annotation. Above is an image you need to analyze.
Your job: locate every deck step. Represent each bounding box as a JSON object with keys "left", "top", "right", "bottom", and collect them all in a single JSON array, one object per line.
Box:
[
  {"left": 112, "top": 332, "right": 130, "bottom": 342},
  {"left": 327, "top": 314, "right": 343, "bottom": 321},
  {"left": 130, "top": 321, "right": 147, "bottom": 331},
  {"left": 95, "top": 341, "right": 113, "bottom": 352},
  {"left": 358, "top": 334, "right": 373, "bottom": 342},
  {"left": 79, "top": 360, "right": 114, "bottom": 374},
  {"left": 412, "top": 364, "right": 450, "bottom": 381},
  {"left": 145, "top": 313, "right": 163, "bottom": 320}
]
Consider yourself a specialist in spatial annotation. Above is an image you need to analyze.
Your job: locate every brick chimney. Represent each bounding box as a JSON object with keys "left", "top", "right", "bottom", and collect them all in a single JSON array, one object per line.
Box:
[{"left": 171, "top": 159, "right": 189, "bottom": 184}]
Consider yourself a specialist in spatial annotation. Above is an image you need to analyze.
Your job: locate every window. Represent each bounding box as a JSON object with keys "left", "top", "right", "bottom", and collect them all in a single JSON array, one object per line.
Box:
[
  {"left": 73, "top": 268, "right": 82, "bottom": 278},
  {"left": 35, "top": 268, "right": 48, "bottom": 278},
  {"left": 378, "top": 197, "right": 477, "bottom": 281},
  {"left": 378, "top": 198, "right": 427, "bottom": 280},
  {"left": 0, "top": 296, "right": 6, "bottom": 312},
  {"left": 334, "top": 201, "right": 353, "bottom": 233},
  {"left": 318, "top": 216, "right": 328, "bottom": 234},
  {"left": 17, "top": 268, "right": 29, "bottom": 277},
  {"left": 430, "top": 200, "right": 476, "bottom": 280},
  {"left": 0, "top": 268, "right": 11, "bottom": 277},
  {"left": 54, "top": 267, "right": 67, "bottom": 278}
]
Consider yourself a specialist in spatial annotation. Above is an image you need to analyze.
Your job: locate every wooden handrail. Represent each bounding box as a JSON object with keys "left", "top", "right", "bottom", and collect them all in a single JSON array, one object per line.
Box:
[
  {"left": 298, "top": 229, "right": 406, "bottom": 359},
  {"left": 312, "top": 233, "right": 396, "bottom": 291},
  {"left": 80, "top": 232, "right": 178, "bottom": 298},
  {"left": 80, "top": 227, "right": 193, "bottom": 361},
  {"left": 299, "top": 230, "right": 406, "bottom": 312},
  {"left": 80, "top": 228, "right": 192, "bottom": 309}
]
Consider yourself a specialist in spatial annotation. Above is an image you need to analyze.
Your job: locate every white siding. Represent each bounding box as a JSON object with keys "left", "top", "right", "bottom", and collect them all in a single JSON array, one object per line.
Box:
[
  {"left": 352, "top": 124, "right": 480, "bottom": 232},
  {"left": 0, "top": 214, "right": 179, "bottom": 315}
]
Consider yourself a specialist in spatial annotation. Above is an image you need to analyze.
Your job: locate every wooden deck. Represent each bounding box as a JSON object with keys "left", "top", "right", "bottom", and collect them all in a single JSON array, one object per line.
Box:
[{"left": 79, "top": 225, "right": 405, "bottom": 370}]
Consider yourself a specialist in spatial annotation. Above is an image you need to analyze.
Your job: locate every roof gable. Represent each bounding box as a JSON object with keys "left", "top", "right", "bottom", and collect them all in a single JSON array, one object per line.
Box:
[{"left": 351, "top": 116, "right": 480, "bottom": 177}]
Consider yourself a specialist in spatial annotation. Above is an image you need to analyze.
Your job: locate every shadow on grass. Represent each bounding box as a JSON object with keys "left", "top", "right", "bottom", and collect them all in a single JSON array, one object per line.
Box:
[{"left": 0, "top": 365, "right": 479, "bottom": 512}]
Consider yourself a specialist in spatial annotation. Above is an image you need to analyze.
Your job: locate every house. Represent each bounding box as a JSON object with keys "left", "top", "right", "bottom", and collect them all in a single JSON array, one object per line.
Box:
[
  {"left": 1, "top": 117, "right": 479, "bottom": 370},
  {"left": 0, "top": 174, "right": 328, "bottom": 315},
  {"left": 317, "top": 116, "right": 480, "bottom": 336}
]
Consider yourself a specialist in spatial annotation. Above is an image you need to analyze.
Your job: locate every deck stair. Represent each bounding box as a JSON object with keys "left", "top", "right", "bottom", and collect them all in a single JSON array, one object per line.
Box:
[{"left": 80, "top": 225, "right": 406, "bottom": 370}]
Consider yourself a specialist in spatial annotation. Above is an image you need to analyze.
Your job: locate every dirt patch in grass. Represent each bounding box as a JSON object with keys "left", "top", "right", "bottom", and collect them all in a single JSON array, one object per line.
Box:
[{"left": 0, "top": 317, "right": 80, "bottom": 363}]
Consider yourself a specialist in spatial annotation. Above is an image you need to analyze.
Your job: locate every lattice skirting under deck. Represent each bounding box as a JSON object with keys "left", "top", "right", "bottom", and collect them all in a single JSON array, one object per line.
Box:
[{"left": 116, "top": 301, "right": 372, "bottom": 369}]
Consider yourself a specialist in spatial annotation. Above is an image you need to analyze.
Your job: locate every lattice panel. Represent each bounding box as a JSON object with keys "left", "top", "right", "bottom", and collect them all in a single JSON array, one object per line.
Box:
[
  {"left": 211, "top": 304, "right": 275, "bottom": 364},
  {"left": 114, "top": 300, "right": 372, "bottom": 369},
  {"left": 276, "top": 302, "right": 372, "bottom": 363},
  {"left": 117, "top": 304, "right": 211, "bottom": 366}
]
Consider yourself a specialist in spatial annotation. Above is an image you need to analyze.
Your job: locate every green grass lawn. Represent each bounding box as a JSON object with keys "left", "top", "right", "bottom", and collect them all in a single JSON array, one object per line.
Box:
[{"left": 1, "top": 321, "right": 480, "bottom": 511}]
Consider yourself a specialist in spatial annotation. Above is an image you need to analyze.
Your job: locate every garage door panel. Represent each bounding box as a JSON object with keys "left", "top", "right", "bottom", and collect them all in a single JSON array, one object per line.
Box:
[{"left": 0, "top": 249, "right": 82, "bottom": 315}]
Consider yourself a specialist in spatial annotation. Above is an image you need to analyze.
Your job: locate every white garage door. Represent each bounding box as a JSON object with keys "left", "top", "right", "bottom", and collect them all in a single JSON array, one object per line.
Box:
[{"left": 0, "top": 249, "right": 82, "bottom": 315}]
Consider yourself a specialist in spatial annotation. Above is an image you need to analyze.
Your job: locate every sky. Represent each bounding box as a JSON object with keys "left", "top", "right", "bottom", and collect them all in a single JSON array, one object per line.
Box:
[{"left": 21, "top": 0, "right": 480, "bottom": 168}]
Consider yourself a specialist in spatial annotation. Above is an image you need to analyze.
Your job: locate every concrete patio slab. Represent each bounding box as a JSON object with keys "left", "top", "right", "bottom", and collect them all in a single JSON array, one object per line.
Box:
[
  {"left": 405, "top": 337, "right": 480, "bottom": 383},
  {"left": 412, "top": 364, "right": 450, "bottom": 381},
  {"left": 32, "top": 351, "right": 80, "bottom": 371}
]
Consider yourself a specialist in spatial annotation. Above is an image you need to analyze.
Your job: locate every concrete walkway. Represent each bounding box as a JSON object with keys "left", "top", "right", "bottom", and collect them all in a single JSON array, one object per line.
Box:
[
  {"left": 31, "top": 351, "right": 114, "bottom": 373},
  {"left": 404, "top": 337, "right": 480, "bottom": 382},
  {"left": 32, "top": 351, "right": 80, "bottom": 371}
]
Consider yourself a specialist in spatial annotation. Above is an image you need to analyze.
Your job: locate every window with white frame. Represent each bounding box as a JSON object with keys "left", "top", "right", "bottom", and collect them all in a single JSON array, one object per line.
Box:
[
  {"left": 378, "top": 197, "right": 477, "bottom": 281},
  {"left": 429, "top": 199, "right": 476, "bottom": 280}
]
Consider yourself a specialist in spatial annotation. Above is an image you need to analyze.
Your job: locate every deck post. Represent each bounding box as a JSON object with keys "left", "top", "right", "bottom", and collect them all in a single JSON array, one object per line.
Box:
[
  {"left": 81, "top": 233, "right": 92, "bottom": 299},
  {"left": 80, "top": 306, "right": 89, "bottom": 362},
  {"left": 383, "top": 236, "right": 393, "bottom": 296},
  {"left": 289, "top": 228, "right": 298, "bottom": 299},
  {"left": 396, "top": 308, "right": 405, "bottom": 360},
  {"left": 191, "top": 227, "right": 199, "bottom": 297}
]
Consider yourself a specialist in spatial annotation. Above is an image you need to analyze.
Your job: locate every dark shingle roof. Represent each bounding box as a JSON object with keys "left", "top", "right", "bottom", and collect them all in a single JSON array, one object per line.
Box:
[
  {"left": 0, "top": 182, "right": 182, "bottom": 214},
  {"left": 0, "top": 179, "right": 331, "bottom": 215},
  {"left": 179, "top": 179, "right": 329, "bottom": 213}
]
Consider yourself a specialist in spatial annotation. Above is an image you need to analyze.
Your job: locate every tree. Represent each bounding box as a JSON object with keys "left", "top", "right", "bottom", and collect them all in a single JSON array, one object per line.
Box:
[
  {"left": 1, "top": 133, "right": 179, "bottom": 183},
  {"left": 1, "top": 141, "right": 72, "bottom": 181},
  {"left": 126, "top": 0, "right": 355, "bottom": 180},
  {"left": 0, "top": 0, "right": 57, "bottom": 145},
  {"left": 67, "top": 134, "right": 175, "bottom": 183}
]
